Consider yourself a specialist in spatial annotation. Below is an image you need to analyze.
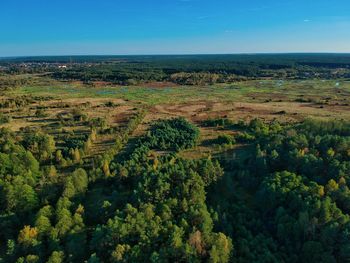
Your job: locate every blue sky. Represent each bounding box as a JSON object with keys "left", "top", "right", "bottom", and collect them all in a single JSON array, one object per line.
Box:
[{"left": 1, "top": 0, "right": 350, "bottom": 56}]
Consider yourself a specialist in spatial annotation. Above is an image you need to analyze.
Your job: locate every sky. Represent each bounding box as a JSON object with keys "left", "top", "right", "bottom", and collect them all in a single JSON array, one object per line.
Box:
[{"left": 1, "top": 0, "right": 350, "bottom": 56}]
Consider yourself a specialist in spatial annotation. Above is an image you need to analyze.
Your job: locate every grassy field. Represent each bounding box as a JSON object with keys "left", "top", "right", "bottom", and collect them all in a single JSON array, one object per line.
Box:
[
  {"left": 1, "top": 75, "right": 349, "bottom": 161},
  {"left": 13, "top": 77, "right": 350, "bottom": 104},
  {"left": 1, "top": 75, "right": 350, "bottom": 147},
  {"left": 0, "top": 75, "right": 349, "bottom": 136}
]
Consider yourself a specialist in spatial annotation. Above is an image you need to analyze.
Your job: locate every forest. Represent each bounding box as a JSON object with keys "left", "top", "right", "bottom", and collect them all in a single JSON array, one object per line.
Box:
[
  {"left": 0, "top": 55, "right": 350, "bottom": 262},
  {"left": 1, "top": 115, "right": 350, "bottom": 262}
]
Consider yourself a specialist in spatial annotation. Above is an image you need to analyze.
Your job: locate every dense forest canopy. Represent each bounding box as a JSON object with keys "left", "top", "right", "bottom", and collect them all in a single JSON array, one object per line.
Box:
[{"left": 1, "top": 115, "right": 350, "bottom": 262}]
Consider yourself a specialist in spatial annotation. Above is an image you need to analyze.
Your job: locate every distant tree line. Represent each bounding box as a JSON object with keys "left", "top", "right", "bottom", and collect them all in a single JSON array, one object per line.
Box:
[{"left": 2, "top": 54, "right": 350, "bottom": 86}]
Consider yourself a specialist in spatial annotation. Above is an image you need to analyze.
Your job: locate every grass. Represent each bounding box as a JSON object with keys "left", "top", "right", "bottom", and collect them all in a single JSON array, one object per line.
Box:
[
  {"left": 10, "top": 77, "right": 350, "bottom": 106},
  {"left": 3, "top": 75, "right": 350, "bottom": 134}
]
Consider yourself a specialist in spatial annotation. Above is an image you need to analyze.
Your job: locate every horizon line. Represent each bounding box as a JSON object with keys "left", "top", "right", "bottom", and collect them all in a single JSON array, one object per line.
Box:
[{"left": 2, "top": 52, "right": 350, "bottom": 59}]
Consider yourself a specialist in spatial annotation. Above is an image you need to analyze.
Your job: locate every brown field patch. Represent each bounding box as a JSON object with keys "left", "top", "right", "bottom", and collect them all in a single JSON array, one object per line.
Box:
[{"left": 139, "top": 82, "right": 179, "bottom": 88}]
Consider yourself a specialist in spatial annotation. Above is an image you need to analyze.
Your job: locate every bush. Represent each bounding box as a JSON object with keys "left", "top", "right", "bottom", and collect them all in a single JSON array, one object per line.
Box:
[
  {"left": 145, "top": 117, "right": 199, "bottom": 151},
  {"left": 236, "top": 132, "right": 256, "bottom": 143},
  {"left": 215, "top": 134, "right": 235, "bottom": 145},
  {"left": 203, "top": 118, "right": 234, "bottom": 128},
  {"left": 0, "top": 113, "right": 11, "bottom": 124},
  {"left": 35, "top": 109, "right": 49, "bottom": 118}
]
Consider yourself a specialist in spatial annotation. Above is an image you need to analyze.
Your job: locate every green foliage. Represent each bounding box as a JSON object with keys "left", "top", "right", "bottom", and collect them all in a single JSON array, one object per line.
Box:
[
  {"left": 0, "top": 113, "right": 11, "bottom": 124},
  {"left": 63, "top": 168, "right": 88, "bottom": 198},
  {"left": 47, "top": 251, "right": 64, "bottom": 263},
  {"left": 210, "top": 119, "right": 350, "bottom": 262},
  {"left": 170, "top": 72, "right": 220, "bottom": 85},
  {"left": 91, "top": 162, "right": 230, "bottom": 262},
  {"left": 4, "top": 113, "right": 350, "bottom": 262},
  {"left": 34, "top": 108, "right": 48, "bottom": 118},
  {"left": 91, "top": 117, "right": 230, "bottom": 262},
  {"left": 202, "top": 118, "right": 235, "bottom": 128},
  {"left": 22, "top": 131, "right": 56, "bottom": 161},
  {"left": 145, "top": 117, "right": 199, "bottom": 151},
  {"left": 214, "top": 134, "right": 235, "bottom": 146}
]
